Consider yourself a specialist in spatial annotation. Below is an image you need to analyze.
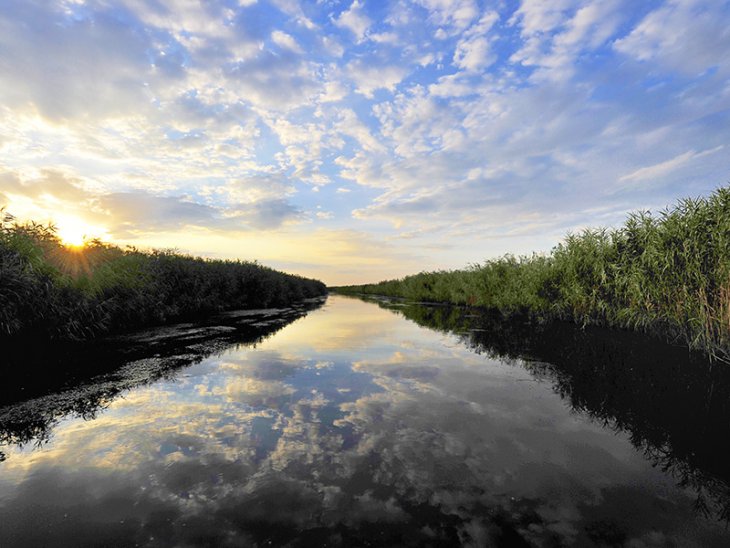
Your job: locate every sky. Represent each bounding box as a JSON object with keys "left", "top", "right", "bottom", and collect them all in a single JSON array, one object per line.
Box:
[{"left": 0, "top": 0, "right": 728, "bottom": 285}]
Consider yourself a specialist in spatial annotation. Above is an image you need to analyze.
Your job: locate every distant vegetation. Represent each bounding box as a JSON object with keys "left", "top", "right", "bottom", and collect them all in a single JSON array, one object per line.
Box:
[
  {"left": 0, "top": 211, "right": 326, "bottom": 340},
  {"left": 334, "top": 187, "right": 730, "bottom": 360}
]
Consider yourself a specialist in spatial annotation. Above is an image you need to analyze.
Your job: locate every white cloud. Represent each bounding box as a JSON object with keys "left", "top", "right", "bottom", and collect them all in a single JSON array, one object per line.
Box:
[
  {"left": 225, "top": 173, "right": 296, "bottom": 203},
  {"left": 0, "top": 1, "right": 162, "bottom": 120},
  {"left": 510, "top": 0, "right": 624, "bottom": 82},
  {"left": 450, "top": 10, "right": 501, "bottom": 74},
  {"left": 335, "top": 108, "right": 386, "bottom": 153},
  {"left": 414, "top": 0, "right": 479, "bottom": 33},
  {"left": 453, "top": 36, "right": 494, "bottom": 72},
  {"left": 369, "top": 32, "right": 400, "bottom": 45},
  {"left": 118, "top": 0, "right": 234, "bottom": 38},
  {"left": 321, "top": 35, "right": 345, "bottom": 57},
  {"left": 374, "top": 86, "right": 467, "bottom": 158},
  {"left": 618, "top": 146, "right": 725, "bottom": 184},
  {"left": 614, "top": 0, "right": 730, "bottom": 76},
  {"left": 274, "top": 0, "right": 317, "bottom": 29},
  {"left": 271, "top": 30, "right": 304, "bottom": 53},
  {"left": 223, "top": 50, "right": 322, "bottom": 110},
  {"left": 319, "top": 80, "right": 349, "bottom": 103},
  {"left": 347, "top": 61, "right": 409, "bottom": 98},
  {"left": 428, "top": 74, "right": 477, "bottom": 98},
  {"left": 334, "top": 0, "right": 372, "bottom": 42},
  {"left": 508, "top": 0, "right": 577, "bottom": 36}
]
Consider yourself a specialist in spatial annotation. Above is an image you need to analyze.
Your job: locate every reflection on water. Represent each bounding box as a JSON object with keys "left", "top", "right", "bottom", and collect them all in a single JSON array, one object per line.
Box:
[
  {"left": 1, "top": 295, "right": 729, "bottom": 547},
  {"left": 0, "top": 299, "right": 324, "bottom": 462},
  {"left": 369, "top": 297, "right": 730, "bottom": 519}
]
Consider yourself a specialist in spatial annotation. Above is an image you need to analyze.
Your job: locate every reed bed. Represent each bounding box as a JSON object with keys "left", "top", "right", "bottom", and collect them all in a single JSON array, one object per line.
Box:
[
  {"left": 334, "top": 187, "right": 730, "bottom": 360},
  {"left": 0, "top": 212, "right": 326, "bottom": 340}
]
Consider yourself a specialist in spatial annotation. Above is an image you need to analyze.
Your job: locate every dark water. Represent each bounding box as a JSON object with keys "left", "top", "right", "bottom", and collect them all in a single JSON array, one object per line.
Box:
[{"left": 1, "top": 295, "right": 729, "bottom": 547}]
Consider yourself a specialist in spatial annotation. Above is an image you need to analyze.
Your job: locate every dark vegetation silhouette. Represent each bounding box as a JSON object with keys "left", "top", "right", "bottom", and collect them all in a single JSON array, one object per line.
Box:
[
  {"left": 334, "top": 186, "right": 730, "bottom": 360},
  {"left": 0, "top": 209, "right": 326, "bottom": 340}
]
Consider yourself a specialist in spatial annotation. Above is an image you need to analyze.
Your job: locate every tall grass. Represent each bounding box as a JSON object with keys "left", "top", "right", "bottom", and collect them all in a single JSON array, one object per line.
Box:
[
  {"left": 334, "top": 186, "right": 730, "bottom": 360},
  {"left": 0, "top": 211, "right": 326, "bottom": 340}
]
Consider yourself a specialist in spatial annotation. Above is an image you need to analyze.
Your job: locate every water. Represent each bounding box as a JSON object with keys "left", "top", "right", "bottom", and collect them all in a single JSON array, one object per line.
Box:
[{"left": 1, "top": 294, "right": 729, "bottom": 547}]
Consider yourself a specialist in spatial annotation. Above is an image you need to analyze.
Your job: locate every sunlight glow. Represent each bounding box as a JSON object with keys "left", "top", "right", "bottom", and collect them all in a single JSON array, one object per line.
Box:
[{"left": 55, "top": 216, "right": 103, "bottom": 248}]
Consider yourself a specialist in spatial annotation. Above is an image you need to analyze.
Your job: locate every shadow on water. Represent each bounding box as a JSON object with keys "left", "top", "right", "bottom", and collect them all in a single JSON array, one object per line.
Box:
[
  {"left": 361, "top": 295, "right": 730, "bottom": 524},
  {"left": 0, "top": 297, "right": 325, "bottom": 463}
]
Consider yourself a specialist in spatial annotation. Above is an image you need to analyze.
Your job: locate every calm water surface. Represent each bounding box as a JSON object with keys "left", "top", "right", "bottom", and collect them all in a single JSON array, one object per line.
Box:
[{"left": 1, "top": 295, "right": 729, "bottom": 547}]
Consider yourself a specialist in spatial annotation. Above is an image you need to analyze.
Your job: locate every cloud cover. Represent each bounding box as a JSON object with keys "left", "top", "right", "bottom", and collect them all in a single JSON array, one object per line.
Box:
[{"left": 1, "top": 0, "right": 729, "bottom": 284}]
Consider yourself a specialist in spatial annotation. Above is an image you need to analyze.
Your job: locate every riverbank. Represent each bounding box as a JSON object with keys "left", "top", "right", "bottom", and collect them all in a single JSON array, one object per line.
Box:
[
  {"left": 0, "top": 213, "right": 326, "bottom": 341},
  {"left": 333, "top": 186, "right": 730, "bottom": 361}
]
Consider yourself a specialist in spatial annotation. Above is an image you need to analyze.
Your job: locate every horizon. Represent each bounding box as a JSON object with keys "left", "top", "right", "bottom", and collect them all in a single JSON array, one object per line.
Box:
[{"left": 1, "top": 0, "right": 728, "bottom": 286}]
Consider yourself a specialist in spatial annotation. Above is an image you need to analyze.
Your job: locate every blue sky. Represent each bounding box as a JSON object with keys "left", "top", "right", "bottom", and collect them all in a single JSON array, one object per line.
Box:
[{"left": 1, "top": 0, "right": 728, "bottom": 284}]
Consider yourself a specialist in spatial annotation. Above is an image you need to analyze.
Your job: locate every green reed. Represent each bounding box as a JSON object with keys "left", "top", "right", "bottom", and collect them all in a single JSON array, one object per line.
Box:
[
  {"left": 333, "top": 186, "right": 730, "bottom": 360},
  {"left": 0, "top": 211, "right": 326, "bottom": 340}
]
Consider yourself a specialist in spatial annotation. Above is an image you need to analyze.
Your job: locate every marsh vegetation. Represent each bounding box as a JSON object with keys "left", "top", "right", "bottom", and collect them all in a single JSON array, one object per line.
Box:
[
  {"left": 0, "top": 210, "right": 326, "bottom": 340},
  {"left": 334, "top": 187, "right": 730, "bottom": 360}
]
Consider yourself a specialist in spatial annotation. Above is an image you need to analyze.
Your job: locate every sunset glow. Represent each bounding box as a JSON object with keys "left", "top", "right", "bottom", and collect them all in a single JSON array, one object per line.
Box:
[{"left": 55, "top": 216, "right": 104, "bottom": 249}]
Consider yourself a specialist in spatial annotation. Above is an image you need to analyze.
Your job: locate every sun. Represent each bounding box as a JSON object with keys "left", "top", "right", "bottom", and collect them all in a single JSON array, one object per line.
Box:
[{"left": 55, "top": 215, "right": 101, "bottom": 248}]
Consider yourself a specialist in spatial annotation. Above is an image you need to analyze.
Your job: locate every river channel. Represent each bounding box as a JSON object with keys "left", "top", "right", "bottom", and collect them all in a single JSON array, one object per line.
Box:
[{"left": 1, "top": 294, "right": 729, "bottom": 547}]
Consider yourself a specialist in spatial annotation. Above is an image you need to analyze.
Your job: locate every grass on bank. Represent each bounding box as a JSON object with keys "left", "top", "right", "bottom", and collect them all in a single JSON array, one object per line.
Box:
[
  {"left": 0, "top": 211, "right": 326, "bottom": 340},
  {"left": 333, "top": 186, "right": 730, "bottom": 360}
]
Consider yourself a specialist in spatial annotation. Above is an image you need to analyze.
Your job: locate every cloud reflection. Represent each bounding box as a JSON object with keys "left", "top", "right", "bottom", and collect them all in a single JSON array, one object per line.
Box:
[{"left": 1, "top": 296, "right": 728, "bottom": 547}]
